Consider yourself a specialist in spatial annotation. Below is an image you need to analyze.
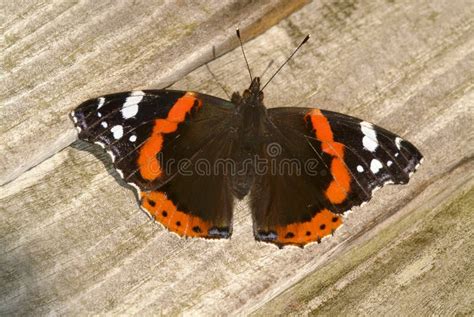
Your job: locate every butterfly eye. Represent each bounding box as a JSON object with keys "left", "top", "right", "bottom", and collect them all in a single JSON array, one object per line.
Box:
[{"left": 258, "top": 91, "right": 264, "bottom": 101}]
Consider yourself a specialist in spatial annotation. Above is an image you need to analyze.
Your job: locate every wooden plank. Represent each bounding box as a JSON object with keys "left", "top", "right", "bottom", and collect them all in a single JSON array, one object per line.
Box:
[{"left": 1, "top": 0, "right": 473, "bottom": 315}]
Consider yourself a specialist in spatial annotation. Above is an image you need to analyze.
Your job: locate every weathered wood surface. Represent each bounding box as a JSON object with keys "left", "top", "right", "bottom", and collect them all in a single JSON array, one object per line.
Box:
[{"left": 1, "top": 0, "right": 473, "bottom": 315}]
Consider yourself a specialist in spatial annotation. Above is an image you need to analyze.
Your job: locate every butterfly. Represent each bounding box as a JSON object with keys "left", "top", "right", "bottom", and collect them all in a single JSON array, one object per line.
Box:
[{"left": 70, "top": 31, "right": 423, "bottom": 247}]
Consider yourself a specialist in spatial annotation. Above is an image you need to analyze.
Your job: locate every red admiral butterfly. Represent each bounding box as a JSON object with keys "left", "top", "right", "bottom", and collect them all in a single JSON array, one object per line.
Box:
[{"left": 70, "top": 31, "right": 422, "bottom": 247}]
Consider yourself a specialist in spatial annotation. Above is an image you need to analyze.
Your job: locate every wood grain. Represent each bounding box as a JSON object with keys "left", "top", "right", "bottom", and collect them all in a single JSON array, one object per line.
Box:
[{"left": 1, "top": 0, "right": 473, "bottom": 315}]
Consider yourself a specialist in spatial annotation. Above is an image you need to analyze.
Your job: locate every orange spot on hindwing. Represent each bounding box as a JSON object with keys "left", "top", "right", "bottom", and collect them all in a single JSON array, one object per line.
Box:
[
  {"left": 274, "top": 209, "right": 343, "bottom": 246},
  {"left": 141, "top": 191, "right": 212, "bottom": 238},
  {"left": 138, "top": 93, "right": 202, "bottom": 181},
  {"left": 307, "top": 109, "right": 351, "bottom": 204}
]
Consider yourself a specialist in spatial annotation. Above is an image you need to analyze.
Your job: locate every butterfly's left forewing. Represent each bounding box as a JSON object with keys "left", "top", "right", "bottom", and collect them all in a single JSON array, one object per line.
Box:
[
  {"left": 251, "top": 107, "right": 423, "bottom": 247},
  {"left": 71, "top": 90, "right": 237, "bottom": 239}
]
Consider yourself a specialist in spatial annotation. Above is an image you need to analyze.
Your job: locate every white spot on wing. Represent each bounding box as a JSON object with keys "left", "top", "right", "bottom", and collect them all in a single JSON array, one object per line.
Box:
[
  {"left": 357, "top": 165, "right": 364, "bottom": 173},
  {"left": 129, "top": 135, "right": 137, "bottom": 142},
  {"left": 370, "top": 159, "right": 383, "bottom": 174},
  {"left": 111, "top": 125, "right": 124, "bottom": 140},
  {"left": 94, "top": 141, "right": 105, "bottom": 149},
  {"left": 121, "top": 90, "right": 144, "bottom": 119},
  {"left": 417, "top": 158, "right": 424, "bottom": 167},
  {"left": 97, "top": 112, "right": 102, "bottom": 117},
  {"left": 116, "top": 169, "right": 124, "bottom": 178},
  {"left": 387, "top": 160, "right": 393, "bottom": 167},
  {"left": 107, "top": 149, "right": 116, "bottom": 163},
  {"left": 101, "top": 121, "right": 108, "bottom": 128},
  {"left": 97, "top": 97, "right": 105, "bottom": 109},
  {"left": 360, "top": 121, "right": 378, "bottom": 152},
  {"left": 395, "top": 137, "right": 403, "bottom": 150}
]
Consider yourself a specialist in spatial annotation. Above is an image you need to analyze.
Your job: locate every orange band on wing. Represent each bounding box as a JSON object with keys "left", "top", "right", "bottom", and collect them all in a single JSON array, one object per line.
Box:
[
  {"left": 274, "top": 208, "right": 343, "bottom": 246},
  {"left": 141, "top": 191, "right": 212, "bottom": 238},
  {"left": 307, "top": 109, "right": 351, "bottom": 204},
  {"left": 309, "top": 110, "right": 333, "bottom": 143},
  {"left": 138, "top": 92, "right": 202, "bottom": 181}
]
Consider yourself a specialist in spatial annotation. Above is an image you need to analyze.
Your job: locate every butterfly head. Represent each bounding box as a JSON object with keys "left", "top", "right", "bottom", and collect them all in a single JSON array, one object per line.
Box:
[
  {"left": 232, "top": 30, "right": 309, "bottom": 109},
  {"left": 242, "top": 77, "right": 264, "bottom": 106}
]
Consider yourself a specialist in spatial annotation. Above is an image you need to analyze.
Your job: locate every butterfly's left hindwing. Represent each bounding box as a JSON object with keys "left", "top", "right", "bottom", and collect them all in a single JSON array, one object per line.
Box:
[
  {"left": 250, "top": 107, "right": 423, "bottom": 247},
  {"left": 71, "top": 90, "right": 237, "bottom": 239}
]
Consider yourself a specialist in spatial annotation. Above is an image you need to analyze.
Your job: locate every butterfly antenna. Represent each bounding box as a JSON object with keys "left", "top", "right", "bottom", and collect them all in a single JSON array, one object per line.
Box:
[
  {"left": 236, "top": 28, "right": 253, "bottom": 82},
  {"left": 205, "top": 46, "right": 231, "bottom": 99},
  {"left": 260, "top": 60, "right": 274, "bottom": 78},
  {"left": 261, "top": 34, "right": 310, "bottom": 91}
]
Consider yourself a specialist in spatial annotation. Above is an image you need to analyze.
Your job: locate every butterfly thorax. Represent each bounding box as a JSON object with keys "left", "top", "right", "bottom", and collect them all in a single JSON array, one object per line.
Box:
[{"left": 232, "top": 77, "right": 270, "bottom": 151}]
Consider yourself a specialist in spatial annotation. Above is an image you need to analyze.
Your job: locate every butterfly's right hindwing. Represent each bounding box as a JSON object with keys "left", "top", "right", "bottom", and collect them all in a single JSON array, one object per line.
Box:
[{"left": 249, "top": 107, "right": 423, "bottom": 247}]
